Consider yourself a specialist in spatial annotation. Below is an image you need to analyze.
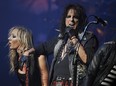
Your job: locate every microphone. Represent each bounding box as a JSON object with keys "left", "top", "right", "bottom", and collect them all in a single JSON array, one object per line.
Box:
[
  {"left": 64, "top": 33, "right": 69, "bottom": 44},
  {"left": 63, "top": 27, "right": 72, "bottom": 44},
  {"left": 64, "top": 26, "right": 76, "bottom": 44},
  {"left": 65, "top": 26, "right": 76, "bottom": 38},
  {"left": 94, "top": 16, "right": 108, "bottom": 26}
]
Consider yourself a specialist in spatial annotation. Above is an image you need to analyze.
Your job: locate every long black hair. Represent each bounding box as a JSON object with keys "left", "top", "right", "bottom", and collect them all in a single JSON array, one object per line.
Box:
[{"left": 59, "top": 3, "right": 87, "bottom": 37}]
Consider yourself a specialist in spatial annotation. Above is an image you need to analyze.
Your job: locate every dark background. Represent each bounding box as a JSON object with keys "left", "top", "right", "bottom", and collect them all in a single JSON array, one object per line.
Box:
[{"left": 0, "top": 0, "right": 116, "bottom": 85}]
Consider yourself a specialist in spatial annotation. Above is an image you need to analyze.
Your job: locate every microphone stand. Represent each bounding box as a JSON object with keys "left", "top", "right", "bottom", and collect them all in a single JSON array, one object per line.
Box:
[{"left": 72, "top": 20, "right": 98, "bottom": 86}]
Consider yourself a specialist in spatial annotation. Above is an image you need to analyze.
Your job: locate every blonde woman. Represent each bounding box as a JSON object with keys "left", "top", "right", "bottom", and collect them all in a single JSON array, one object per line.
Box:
[{"left": 8, "top": 26, "right": 48, "bottom": 86}]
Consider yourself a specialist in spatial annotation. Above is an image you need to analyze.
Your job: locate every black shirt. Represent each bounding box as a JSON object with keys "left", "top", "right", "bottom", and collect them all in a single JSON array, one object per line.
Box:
[{"left": 53, "top": 55, "right": 70, "bottom": 81}]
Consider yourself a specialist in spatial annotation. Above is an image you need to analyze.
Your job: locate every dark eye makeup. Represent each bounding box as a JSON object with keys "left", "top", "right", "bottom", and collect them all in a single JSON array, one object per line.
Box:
[
  {"left": 66, "top": 15, "right": 78, "bottom": 19},
  {"left": 12, "top": 35, "right": 16, "bottom": 38}
]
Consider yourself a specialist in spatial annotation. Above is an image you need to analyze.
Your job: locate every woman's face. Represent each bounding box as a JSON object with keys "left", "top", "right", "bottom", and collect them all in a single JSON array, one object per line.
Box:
[
  {"left": 65, "top": 9, "right": 79, "bottom": 30},
  {"left": 8, "top": 29, "right": 20, "bottom": 49}
]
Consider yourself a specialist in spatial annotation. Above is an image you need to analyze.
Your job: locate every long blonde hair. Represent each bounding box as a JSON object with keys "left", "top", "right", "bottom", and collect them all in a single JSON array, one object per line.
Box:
[{"left": 8, "top": 26, "right": 34, "bottom": 72}]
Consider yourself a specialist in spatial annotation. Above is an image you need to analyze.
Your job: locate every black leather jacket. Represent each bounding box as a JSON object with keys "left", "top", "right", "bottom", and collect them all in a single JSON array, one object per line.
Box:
[
  {"left": 35, "top": 31, "right": 98, "bottom": 86},
  {"left": 84, "top": 41, "right": 116, "bottom": 86},
  {"left": 49, "top": 31, "right": 98, "bottom": 85}
]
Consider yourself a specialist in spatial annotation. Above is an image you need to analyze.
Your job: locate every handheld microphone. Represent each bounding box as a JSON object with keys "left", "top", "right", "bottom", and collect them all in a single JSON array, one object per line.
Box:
[
  {"left": 64, "top": 33, "right": 69, "bottom": 44},
  {"left": 65, "top": 26, "right": 75, "bottom": 37},
  {"left": 64, "top": 26, "right": 76, "bottom": 43},
  {"left": 63, "top": 27, "right": 72, "bottom": 44},
  {"left": 94, "top": 16, "right": 108, "bottom": 26}
]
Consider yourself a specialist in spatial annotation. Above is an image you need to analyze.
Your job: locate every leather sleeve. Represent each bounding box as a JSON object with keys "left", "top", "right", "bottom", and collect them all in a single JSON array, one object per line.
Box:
[
  {"left": 84, "top": 44, "right": 108, "bottom": 86},
  {"left": 84, "top": 33, "right": 99, "bottom": 66}
]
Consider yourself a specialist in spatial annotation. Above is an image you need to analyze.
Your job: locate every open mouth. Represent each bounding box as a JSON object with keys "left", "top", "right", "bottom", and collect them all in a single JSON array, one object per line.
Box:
[
  {"left": 68, "top": 25, "right": 75, "bottom": 29},
  {"left": 8, "top": 42, "right": 11, "bottom": 47},
  {"left": 69, "top": 24, "right": 75, "bottom": 28},
  {"left": 69, "top": 25, "right": 74, "bottom": 28}
]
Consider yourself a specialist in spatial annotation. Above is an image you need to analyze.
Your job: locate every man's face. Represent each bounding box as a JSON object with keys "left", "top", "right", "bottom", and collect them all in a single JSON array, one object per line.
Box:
[{"left": 65, "top": 9, "right": 79, "bottom": 30}]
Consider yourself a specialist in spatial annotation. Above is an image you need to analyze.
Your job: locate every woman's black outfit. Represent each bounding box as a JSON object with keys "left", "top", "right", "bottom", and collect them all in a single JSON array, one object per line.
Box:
[
  {"left": 84, "top": 41, "right": 116, "bottom": 86},
  {"left": 14, "top": 53, "right": 41, "bottom": 86}
]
